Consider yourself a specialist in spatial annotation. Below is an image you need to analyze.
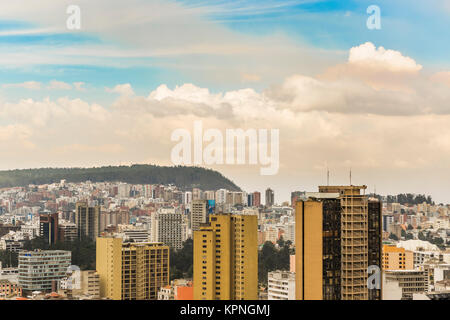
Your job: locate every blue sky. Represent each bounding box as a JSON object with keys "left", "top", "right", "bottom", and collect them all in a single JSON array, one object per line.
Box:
[
  {"left": 0, "top": 1, "right": 450, "bottom": 202},
  {"left": 0, "top": 0, "right": 449, "bottom": 101}
]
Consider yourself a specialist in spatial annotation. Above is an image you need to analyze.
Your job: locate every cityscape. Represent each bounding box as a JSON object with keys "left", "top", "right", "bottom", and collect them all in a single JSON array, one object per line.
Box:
[
  {"left": 0, "top": 0, "right": 449, "bottom": 312},
  {"left": 0, "top": 178, "right": 449, "bottom": 301}
]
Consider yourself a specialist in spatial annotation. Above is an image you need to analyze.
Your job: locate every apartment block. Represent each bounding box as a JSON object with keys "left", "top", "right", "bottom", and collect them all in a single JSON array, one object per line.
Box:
[
  {"left": 75, "top": 202, "right": 100, "bottom": 241},
  {"left": 193, "top": 213, "right": 258, "bottom": 300},
  {"left": 191, "top": 200, "right": 209, "bottom": 232},
  {"left": 151, "top": 207, "right": 183, "bottom": 250},
  {"left": 383, "top": 245, "right": 414, "bottom": 270},
  {"left": 96, "top": 237, "right": 169, "bottom": 300}
]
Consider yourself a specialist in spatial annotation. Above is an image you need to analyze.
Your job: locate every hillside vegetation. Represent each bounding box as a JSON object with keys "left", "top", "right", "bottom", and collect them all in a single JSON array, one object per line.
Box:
[{"left": 0, "top": 164, "right": 240, "bottom": 191}]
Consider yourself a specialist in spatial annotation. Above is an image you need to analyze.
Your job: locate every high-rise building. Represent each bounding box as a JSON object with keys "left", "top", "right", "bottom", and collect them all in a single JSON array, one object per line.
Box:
[
  {"left": 191, "top": 200, "right": 209, "bottom": 233},
  {"left": 96, "top": 237, "right": 169, "bottom": 300},
  {"left": 75, "top": 202, "right": 101, "bottom": 241},
  {"left": 295, "top": 185, "right": 382, "bottom": 300},
  {"left": 291, "top": 191, "right": 305, "bottom": 207},
  {"left": 215, "top": 189, "right": 227, "bottom": 204},
  {"left": 151, "top": 207, "right": 183, "bottom": 250},
  {"left": 247, "top": 193, "right": 254, "bottom": 207},
  {"left": 193, "top": 213, "right": 258, "bottom": 300},
  {"left": 265, "top": 188, "right": 274, "bottom": 207},
  {"left": 252, "top": 192, "right": 261, "bottom": 207},
  {"left": 39, "top": 213, "right": 59, "bottom": 244},
  {"left": 18, "top": 250, "right": 71, "bottom": 292}
]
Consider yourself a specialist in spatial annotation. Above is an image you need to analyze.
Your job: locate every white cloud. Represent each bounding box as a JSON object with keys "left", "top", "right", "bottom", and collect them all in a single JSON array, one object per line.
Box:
[
  {"left": 73, "top": 82, "right": 86, "bottom": 91},
  {"left": 48, "top": 80, "right": 72, "bottom": 90},
  {"left": 106, "top": 84, "right": 135, "bottom": 96},
  {"left": 348, "top": 42, "right": 422, "bottom": 73},
  {"left": 2, "top": 81, "right": 42, "bottom": 90},
  {"left": 0, "top": 43, "right": 449, "bottom": 202}
]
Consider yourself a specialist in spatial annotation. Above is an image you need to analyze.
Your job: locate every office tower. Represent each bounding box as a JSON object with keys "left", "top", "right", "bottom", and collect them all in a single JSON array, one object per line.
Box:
[
  {"left": 96, "top": 237, "right": 169, "bottom": 300},
  {"left": 265, "top": 188, "right": 274, "bottom": 207},
  {"left": 39, "top": 212, "right": 59, "bottom": 244},
  {"left": 252, "top": 192, "right": 261, "bottom": 207},
  {"left": 268, "top": 271, "right": 296, "bottom": 300},
  {"left": 75, "top": 202, "right": 100, "bottom": 241},
  {"left": 151, "top": 207, "right": 183, "bottom": 250},
  {"left": 295, "top": 185, "right": 382, "bottom": 300},
  {"left": 18, "top": 250, "right": 71, "bottom": 292},
  {"left": 193, "top": 213, "right": 258, "bottom": 300},
  {"left": 191, "top": 200, "right": 209, "bottom": 233}
]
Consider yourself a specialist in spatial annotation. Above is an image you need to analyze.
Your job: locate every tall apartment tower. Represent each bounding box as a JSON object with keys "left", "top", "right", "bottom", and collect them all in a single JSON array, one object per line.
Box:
[
  {"left": 151, "top": 207, "right": 183, "bottom": 250},
  {"left": 295, "top": 185, "right": 382, "bottom": 300},
  {"left": 252, "top": 192, "right": 261, "bottom": 207},
  {"left": 193, "top": 213, "right": 258, "bottom": 300},
  {"left": 96, "top": 237, "right": 169, "bottom": 300},
  {"left": 191, "top": 200, "right": 209, "bottom": 233},
  {"left": 265, "top": 188, "right": 274, "bottom": 207},
  {"left": 39, "top": 213, "right": 59, "bottom": 244},
  {"left": 75, "top": 202, "right": 101, "bottom": 241}
]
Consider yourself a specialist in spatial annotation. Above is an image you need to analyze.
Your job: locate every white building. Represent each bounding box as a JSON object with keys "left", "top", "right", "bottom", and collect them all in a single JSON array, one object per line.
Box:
[
  {"left": 151, "top": 207, "right": 183, "bottom": 250},
  {"left": 18, "top": 250, "right": 71, "bottom": 292},
  {"left": 268, "top": 271, "right": 295, "bottom": 300}
]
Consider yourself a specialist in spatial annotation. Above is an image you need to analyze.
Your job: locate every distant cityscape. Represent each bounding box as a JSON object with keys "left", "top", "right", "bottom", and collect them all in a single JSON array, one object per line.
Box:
[{"left": 0, "top": 179, "right": 448, "bottom": 300}]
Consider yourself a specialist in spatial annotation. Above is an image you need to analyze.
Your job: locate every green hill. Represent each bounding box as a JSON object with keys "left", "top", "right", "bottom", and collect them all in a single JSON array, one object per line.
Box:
[{"left": 0, "top": 165, "right": 240, "bottom": 191}]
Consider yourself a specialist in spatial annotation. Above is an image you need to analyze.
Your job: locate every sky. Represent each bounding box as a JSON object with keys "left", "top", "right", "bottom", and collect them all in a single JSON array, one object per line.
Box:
[{"left": 0, "top": 0, "right": 450, "bottom": 203}]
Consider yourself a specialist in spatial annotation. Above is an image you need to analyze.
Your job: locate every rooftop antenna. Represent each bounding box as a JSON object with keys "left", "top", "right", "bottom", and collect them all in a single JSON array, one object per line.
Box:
[
  {"left": 326, "top": 163, "right": 330, "bottom": 186},
  {"left": 349, "top": 168, "right": 352, "bottom": 186}
]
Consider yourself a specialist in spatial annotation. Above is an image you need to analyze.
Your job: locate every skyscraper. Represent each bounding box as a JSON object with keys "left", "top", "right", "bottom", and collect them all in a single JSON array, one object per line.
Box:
[
  {"left": 75, "top": 202, "right": 101, "bottom": 241},
  {"left": 96, "top": 237, "right": 169, "bottom": 300},
  {"left": 193, "top": 213, "right": 258, "bottom": 300},
  {"left": 252, "top": 191, "right": 261, "bottom": 207},
  {"left": 39, "top": 212, "right": 59, "bottom": 244},
  {"left": 265, "top": 188, "right": 274, "bottom": 207},
  {"left": 295, "top": 185, "right": 382, "bottom": 300}
]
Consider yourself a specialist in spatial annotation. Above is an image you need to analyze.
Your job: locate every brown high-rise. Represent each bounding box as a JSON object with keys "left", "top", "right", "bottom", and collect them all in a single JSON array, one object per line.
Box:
[{"left": 295, "top": 185, "right": 382, "bottom": 300}]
